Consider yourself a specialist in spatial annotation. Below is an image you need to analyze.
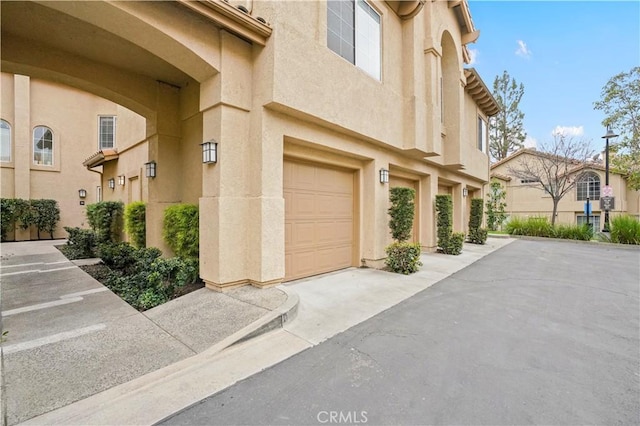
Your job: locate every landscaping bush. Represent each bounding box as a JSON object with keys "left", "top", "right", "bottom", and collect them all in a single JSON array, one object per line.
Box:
[
  {"left": 163, "top": 204, "right": 199, "bottom": 259},
  {"left": 388, "top": 187, "right": 415, "bottom": 243},
  {"left": 101, "top": 249, "right": 199, "bottom": 311},
  {"left": 385, "top": 242, "right": 423, "bottom": 274},
  {"left": 30, "top": 199, "right": 60, "bottom": 239},
  {"left": 467, "top": 198, "right": 487, "bottom": 245},
  {"left": 2, "top": 198, "right": 60, "bottom": 240},
  {"left": 506, "top": 216, "right": 553, "bottom": 237},
  {"left": 124, "top": 201, "right": 146, "bottom": 248},
  {"left": 0, "top": 198, "right": 19, "bottom": 241},
  {"left": 385, "top": 187, "right": 422, "bottom": 274},
  {"left": 507, "top": 217, "right": 593, "bottom": 241},
  {"left": 435, "top": 194, "right": 464, "bottom": 255},
  {"left": 61, "top": 227, "right": 97, "bottom": 259},
  {"left": 553, "top": 223, "right": 593, "bottom": 241},
  {"left": 610, "top": 215, "right": 640, "bottom": 245},
  {"left": 442, "top": 231, "right": 464, "bottom": 255},
  {"left": 86, "top": 201, "right": 124, "bottom": 244}
]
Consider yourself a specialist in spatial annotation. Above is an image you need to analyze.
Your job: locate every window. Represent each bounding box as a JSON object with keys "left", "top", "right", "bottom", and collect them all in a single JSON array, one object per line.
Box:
[
  {"left": 520, "top": 179, "right": 537, "bottom": 184},
  {"left": 577, "top": 214, "right": 600, "bottom": 230},
  {"left": 327, "top": 0, "right": 381, "bottom": 80},
  {"left": 577, "top": 172, "right": 600, "bottom": 201},
  {"left": 1, "top": 120, "right": 10, "bottom": 162},
  {"left": 97, "top": 186, "right": 102, "bottom": 202},
  {"left": 477, "top": 116, "right": 487, "bottom": 152},
  {"left": 99, "top": 116, "right": 116, "bottom": 150},
  {"left": 33, "top": 126, "right": 53, "bottom": 166}
]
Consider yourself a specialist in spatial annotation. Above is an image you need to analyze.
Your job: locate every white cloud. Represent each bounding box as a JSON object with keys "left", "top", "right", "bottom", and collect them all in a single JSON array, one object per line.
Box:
[
  {"left": 515, "top": 40, "right": 532, "bottom": 59},
  {"left": 468, "top": 48, "right": 479, "bottom": 65},
  {"left": 551, "top": 125, "right": 584, "bottom": 137},
  {"left": 524, "top": 135, "right": 537, "bottom": 148}
]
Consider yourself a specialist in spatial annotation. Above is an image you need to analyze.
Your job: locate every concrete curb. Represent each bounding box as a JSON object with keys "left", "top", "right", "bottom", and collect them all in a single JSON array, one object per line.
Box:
[
  {"left": 213, "top": 285, "right": 299, "bottom": 349},
  {"left": 18, "top": 285, "right": 300, "bottom": 426},
  {"left": 507, "top": 234, "right": 640, "bottom": 250}
]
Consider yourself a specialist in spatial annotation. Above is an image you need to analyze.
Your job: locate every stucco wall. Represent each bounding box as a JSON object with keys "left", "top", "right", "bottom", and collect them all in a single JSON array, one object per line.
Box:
[{"left": 0, "top": 73, "right": 146, "bottom": 240}]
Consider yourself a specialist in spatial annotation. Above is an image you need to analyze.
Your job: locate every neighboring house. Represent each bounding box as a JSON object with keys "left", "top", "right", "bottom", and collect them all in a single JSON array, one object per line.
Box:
[
  {"left": 0, "top": 73, "right": 146, "bottom": 240},
  {"left": 1, "top": 0, "right": 498, "bottom": 289},
  {"left": 490, "top": 148, "right": 640, "bottom": 229}
]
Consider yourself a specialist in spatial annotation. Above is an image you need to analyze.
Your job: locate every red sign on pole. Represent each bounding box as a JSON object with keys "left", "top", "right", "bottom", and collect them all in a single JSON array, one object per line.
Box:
[{"left": 602, "top": 185, "right": 613, "bottom": 197}]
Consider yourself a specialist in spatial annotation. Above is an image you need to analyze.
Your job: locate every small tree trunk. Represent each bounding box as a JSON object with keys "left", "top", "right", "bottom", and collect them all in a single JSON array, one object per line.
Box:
[{"left": 551, "top": 199, "right": 559, "bottom": 226}]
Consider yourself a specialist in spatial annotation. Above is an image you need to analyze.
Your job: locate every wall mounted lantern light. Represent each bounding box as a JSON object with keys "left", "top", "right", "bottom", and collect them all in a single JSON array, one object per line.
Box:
[
  {"left": 118, "top": 175, "right": 125, "bottom": 186},
  {"left": 462, "top": 188, "right": 469, "bottom": 197},
  {"left": 201, "top": 140, "right": 218, "bottom": 164},
  {"left": 145, "top": 161, "right": 157, "bottom": 178},
  {"left": 379, "top": 168, "right": 389, "bottom": 184},
  {"left": 78, "top": 189, "right": 87, "bottom": 198},
  {"left": 108, "top": 178, "right": 115, "bottom": 190}
]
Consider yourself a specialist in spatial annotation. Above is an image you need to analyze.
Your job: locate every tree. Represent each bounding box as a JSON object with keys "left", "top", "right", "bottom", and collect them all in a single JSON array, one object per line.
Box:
[
  {"left": 507, "top": 135, "right": 593, "bottom": 225},
  {"left": 485, "top": 180, "right": 507, "bottom": 231},
  {"left": 489, "top": 71, "right": 527, "bottom": 162},
  {"left": 594, "top": 66, "right": 640, "bottom": 190}
]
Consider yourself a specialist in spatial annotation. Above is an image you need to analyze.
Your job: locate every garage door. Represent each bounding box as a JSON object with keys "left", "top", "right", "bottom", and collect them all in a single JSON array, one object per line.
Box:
[
  {"left": 284, "top": 160, "right": 354, "bottom": 281},
  {"left": 390, "top": 176, "right": 419, "bottom": 242}
]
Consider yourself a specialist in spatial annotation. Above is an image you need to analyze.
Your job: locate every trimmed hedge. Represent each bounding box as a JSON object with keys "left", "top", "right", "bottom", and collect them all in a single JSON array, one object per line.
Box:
[
  {"left": 388, "top": 187, "right": 415, "bottom": 243},
  {"left": 435, "top": 194, "right": 464, "bottom": 255},
  {"left": 385, "top": 242, "right": 423, "bottom": 274},
  {"left": 467, "top": 198, "right": 487, "bottom": 245},
  {"left": 163, "top": 204, "right": 199, "bottom": 259},
  {"left": 87, "top": 201, "right": 124, "bottom": 244},
  {"left": 61, "top": 227, "right": 97, "bottom": 259},
  {"left": 0, "top": 198, "right": 60, "bottom": 240},
  {"left": 124, "top": 202, "right": 146, "bottom": 248}
]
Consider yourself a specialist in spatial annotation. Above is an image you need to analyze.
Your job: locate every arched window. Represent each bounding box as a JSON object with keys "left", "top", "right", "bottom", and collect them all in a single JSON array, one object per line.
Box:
[
  {"left": 0, "top": 120, "right": 10, "bottom": 162},
  {"left": 577, "top": 172, "right": 600, "bottom": 201},
  {"left": 33, "top": 126, "right": 54, "bottom": 166}
]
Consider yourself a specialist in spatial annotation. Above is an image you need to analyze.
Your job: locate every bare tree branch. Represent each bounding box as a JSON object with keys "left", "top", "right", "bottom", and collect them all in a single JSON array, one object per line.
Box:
[{"left": 507, "top": 135, "right": 594, "bottom": 224}]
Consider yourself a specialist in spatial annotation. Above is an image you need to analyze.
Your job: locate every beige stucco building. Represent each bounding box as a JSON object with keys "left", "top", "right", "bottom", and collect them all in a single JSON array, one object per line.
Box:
[
  {"left": 490, "top": 149, "right": 640, "bottom": 230},
  {"left": 0, "top": 73, "right": 146, "bottom": 240},
  {"left": 1, "top": 0, "right": 498, "bottom": 289}
]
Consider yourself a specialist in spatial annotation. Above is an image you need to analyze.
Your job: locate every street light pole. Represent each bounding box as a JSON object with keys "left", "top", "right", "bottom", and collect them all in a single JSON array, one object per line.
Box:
[{"left": 601, "top": 125, "right": 618, "bottom": 232}]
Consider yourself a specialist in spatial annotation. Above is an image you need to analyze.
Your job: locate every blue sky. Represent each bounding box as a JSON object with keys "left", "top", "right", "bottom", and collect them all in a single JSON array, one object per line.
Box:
[{"left": 467, "top": 0, "right": 640, "bottom": 155}]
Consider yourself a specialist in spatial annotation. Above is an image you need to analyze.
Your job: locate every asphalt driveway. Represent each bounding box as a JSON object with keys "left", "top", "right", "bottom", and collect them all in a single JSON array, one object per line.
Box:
[{"left": 162, "top": 239, "right": 640, "bottom": 425}]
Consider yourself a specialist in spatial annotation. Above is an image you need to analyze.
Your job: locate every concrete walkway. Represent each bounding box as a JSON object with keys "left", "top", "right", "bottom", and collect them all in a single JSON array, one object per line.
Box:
[
  {"left": 0, "top": 240, "right": 295, "bottom": 426},
  {"left": 1, "top": 237, "right": 514, "bottom": 425}
]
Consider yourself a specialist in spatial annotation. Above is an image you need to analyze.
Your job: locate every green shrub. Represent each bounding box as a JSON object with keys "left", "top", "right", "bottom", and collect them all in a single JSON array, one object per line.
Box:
[
  {"left": 30, "top": 199, "right": 60, "bottom": 239},
  {"left": 61, "top": 227, "right": 97, "bottom": 259},
  {"left": 124, "top": 202, "right": 146, "bottom": 248},
  {"left": 101, "top": 249, "right": 198, "bottom": 311},
  {"left": 163, "top": 204, "right": 199, "bottom": 259},
  {"left": 435, "top": 194, "right": 463, "bottom": 255},
  {"left": 1, "top": 198, "right": 19, "bottom": 241},
  {"left": 467, "top": 198, "right": 487, "bottom": 245},
  {"left": 468, "top": 228, "right": 488, "bottom": 245},
  {"left": 442, "top": 232, "right": 464, "bottom": 255},
  {"left": 385, "top": 242, "right": 423, "bottom": 274},
  {"left": 610, "top": 215, "right": 640, "bottom": 245},
  {"left": 86, "top": 201, "right": 124, "bottom": 244},
  {"left": 98, "top": 242, "right": 161, "bottom": 276},
  {"left": 506, "top": 216, "right": 553, "bottom": 237},
  {"left": 388, "top": 187, "right": 415, "bottom": 243},
  {"left": 553, "top": 224, "right": 593, "bottom": 241}
]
